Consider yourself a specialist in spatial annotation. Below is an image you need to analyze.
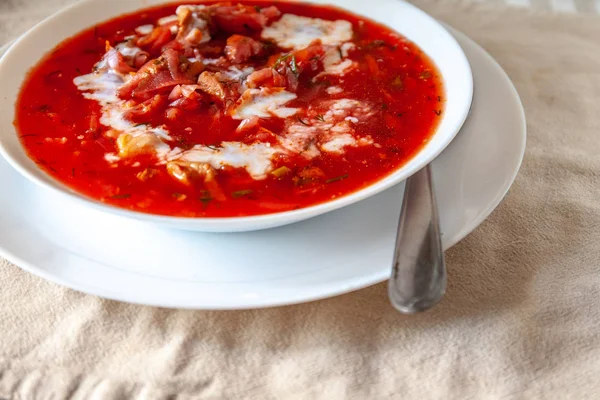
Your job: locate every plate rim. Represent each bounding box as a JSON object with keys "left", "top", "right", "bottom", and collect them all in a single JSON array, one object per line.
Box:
[{"left": 0, "top": 26, "right": 526, "bottom": 310}]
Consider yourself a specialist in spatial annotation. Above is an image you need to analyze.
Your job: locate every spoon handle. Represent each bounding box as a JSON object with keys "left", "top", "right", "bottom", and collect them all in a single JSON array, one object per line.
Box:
[{"left": 388, "top": 165, "right": 447, "bottom": 314}]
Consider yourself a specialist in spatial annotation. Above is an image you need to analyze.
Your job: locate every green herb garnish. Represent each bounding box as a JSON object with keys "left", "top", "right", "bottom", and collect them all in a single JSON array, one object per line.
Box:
[
  {"left": 326, "top": 174, "right": 349, "bottom": 184},
  {"left": 366, "top": 40, "right": 387, "bottom": 50},
  {"left": 47, "top": 70, "right": 62, "bottom": 78},
  {"left": 289, "top": 55, "right": 299, "bottom": 76},
  {"left": 297, "top": 117, "right": 310, "bottom": 126},
  {"left": 419, "top": 71, "right": 432, "bottom": 80},
  {"left": 232, "top": 190, "right": 254, "bottom": 198},
  {"left": 199, "top": 191, "right": 213, "bottom": 209},
  {"left": 274, "top": 53, "right": 291, "bottom": 68},
  {"left": 111, "top": 194, "right": 131, "bottom": 199},
  {"left": 298, "top": 138, "right": 315, "bottom": 157},
  {"left": 271, "top": 166, "right": 291, "bottom": 179}
]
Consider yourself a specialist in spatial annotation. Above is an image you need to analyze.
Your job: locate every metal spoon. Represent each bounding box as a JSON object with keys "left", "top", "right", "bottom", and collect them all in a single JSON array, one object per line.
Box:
[{"left": 388, "top": 164, "right": 447, "bottom": 314}]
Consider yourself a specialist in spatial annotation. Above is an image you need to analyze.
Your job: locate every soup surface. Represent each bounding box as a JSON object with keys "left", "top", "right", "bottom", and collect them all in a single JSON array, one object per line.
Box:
[{"left": 15, "top": 1, "right": 444, "bottom": 217}]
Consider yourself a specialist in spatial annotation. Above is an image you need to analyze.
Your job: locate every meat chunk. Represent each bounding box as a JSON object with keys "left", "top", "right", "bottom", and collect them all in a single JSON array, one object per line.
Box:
[
  {"left": 173, "top": 4, "right": 280, "bottom": 49},
  {"left": 117, "top": 133, "right": 168, "bottom": 158},
  {"left": 168, "top": 84, "right": 204, "bottom": 111},
  {"left": 167, "top": 160, "right": 211, "bottom": 185},
  {"left": 166, "top": 161, "right": 226, "bottom": 201},
  {"left": 298, "top": 166, "right": 326, "bottom": 181},
  {"left": 103, "top": 47, "right": 137, "bottom": 74},
  {"left": 196, "top": 71, "right": 240, "bottom": 107},
  {"left": 245, "top": 127, "right": 279, "bottom": 145},
  {"left": 168, "top": 84, "right": 196, "bottom": 101},
  {"left": 257, "top": 6, "right": 281, "bottom": 20},
  {"left": 175, "top": 5, "right": 212, "bottom": 46},
  {"left": 197, "top": 71, "right": 225, "bottom": 100},
  {"left": 211, "top": 4, "right": 281, "bottom": 34},
  {"left": 225, "top": 35, "right": 265, "bottom": 64},
  {"left": 136, "top": 168, "right": 159, "bottom": 182},
  {"left": 246, "top": 67, "right": 286, "bottom": 89},
  {"left": 115, "top": 43, "right": 151, "bottom": 69},
  {"left": 122, "top": 94, "right": 167, "bottom": 123},
  {"left": 293, "top": 166, "right": 326, "bottom": 191},
  {"left": 117, "top": 49, "right": 200, "bottom": 100}
]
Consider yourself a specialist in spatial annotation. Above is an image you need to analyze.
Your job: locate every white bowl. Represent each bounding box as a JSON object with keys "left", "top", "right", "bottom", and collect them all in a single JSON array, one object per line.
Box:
[{"left": 0, "top": 0, "right": 473, "bottom": 232}]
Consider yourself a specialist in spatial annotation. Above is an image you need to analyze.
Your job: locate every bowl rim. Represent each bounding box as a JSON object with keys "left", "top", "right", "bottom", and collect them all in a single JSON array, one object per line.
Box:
[{"left": 0, "top": 0, "right": 473, "bottom": 232}]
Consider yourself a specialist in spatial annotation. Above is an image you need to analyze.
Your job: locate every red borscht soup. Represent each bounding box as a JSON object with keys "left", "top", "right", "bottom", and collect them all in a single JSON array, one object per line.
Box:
[{"left": 15, "top": 1, "right": 444, "bottom": 217}]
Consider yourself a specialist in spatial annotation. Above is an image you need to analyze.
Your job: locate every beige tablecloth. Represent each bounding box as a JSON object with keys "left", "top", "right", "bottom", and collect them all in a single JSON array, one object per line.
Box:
[{"left": 2, "top": 0, "right": 600, "bottom": 398}]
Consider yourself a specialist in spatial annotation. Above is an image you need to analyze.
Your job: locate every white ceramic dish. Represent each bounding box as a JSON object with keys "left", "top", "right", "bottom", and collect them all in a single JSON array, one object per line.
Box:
[
  {"left": 0, "top": 0, "right": 473, "bottom": 232},
  {"left": 0, "top": 28, "right": 525, "bottom": 309}
]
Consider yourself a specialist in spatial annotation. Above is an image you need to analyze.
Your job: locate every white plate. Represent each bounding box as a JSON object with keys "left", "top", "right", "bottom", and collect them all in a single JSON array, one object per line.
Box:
[
  {"left": 0, "top": 27, "right": 526, "bottom": 309},
  {"left": 0, "top": 0, "right": 473, "bottom": 232}
]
